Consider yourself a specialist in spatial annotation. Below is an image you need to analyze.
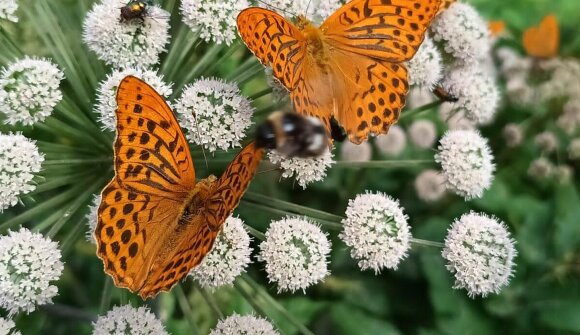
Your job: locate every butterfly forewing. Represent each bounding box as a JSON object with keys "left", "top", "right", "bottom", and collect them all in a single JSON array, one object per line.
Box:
[
  {"left": 237, "top": 8, "right": 306, "bottom": 90},
  {"left": 321, "top": 0, "right": 443, "bottom": 62},
  {"left": 114, "top": 76, "right": 196, "bottom": 199}
]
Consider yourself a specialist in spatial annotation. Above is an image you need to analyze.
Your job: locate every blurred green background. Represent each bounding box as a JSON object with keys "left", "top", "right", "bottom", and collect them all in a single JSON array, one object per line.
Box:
[{"left": 1, "top": 0, "right": 579, "bottom": 334}]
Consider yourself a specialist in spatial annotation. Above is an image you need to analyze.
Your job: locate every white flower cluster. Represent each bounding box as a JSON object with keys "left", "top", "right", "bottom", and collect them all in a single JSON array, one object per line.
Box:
[
  {"left": 175, "top": 78, "right": 253, "bottom": 152},
  {"left": 95, "top": 68, "right": 173, "bottom": 131},
  {"left": 181, "top": 0, "right": 249, "bottom": 45},
  {"left": 431, "top": 3, "right": 491, "bottom": 64},
  {"left": 534, "top": 131, "right": 558, "bottom": 153},
  {"left": 414, "top": 169, "right": 446, "bottom": 202},
  {"left": 340, "top": 141, "right": 372, "bottom": 162},
  {"left": 443, "top": 212, "right": 517, "bottom": 298},
  {"left": 0, "top": 57, "right": 64, "bottom": 125},
  {"left": 340, "top": 192, "right": 411, "bottom": 272},
  {"left": 0, "top": 228, "right": 63, "bottom": 316},
  {"left": 189, "top": 216, "right": 252, "bottom": 288},
  {"left": 502, "top": 123, "right": 524, "bottom": 148},
  {"left": 258, "top": 217, "right": 331, "bottom": 293},
  {"left": 406, "top": 36, "right": 442, "bottom": 89},
  {"left": 558, "top": 99, "right": 580, "bottom": 135},
  {"left": 440, "top": 65, "right": 499, "bottom": 125},
  {"left": 85, "top": 194, "right": 101, "bottom": 244},
  {"left": 261, "top": 0, "right": 342, "bottom": 23},
  {"left": 435, "top": 130, "right": 495, "bottom": 200},
  {"left": 374, "top": 125, "right": 406, "bottom": 156},
  {"left": 268, "top": 149, "right": 334, "bottom": 189},
  {"left": 210, "top": 314, "right": 279, "bottom": 335},
  {"left": 408, "top": 120, "right": 437, "bottom": 149},
  {"left": 527, "top": 157, "right": 553, "bottom": 180},
  {"left": 0, "top": 133, "right": 44, "bottom": 212},
  {"left": 0, "top": 317, "right": 21, "bottom": 335},
  {"left": 83, "top": 0, "right": 170, "bottom": 68},
  {"left": 0, "top": 0, "right": 18, "bottom": 22},
  {"left": 92, "top": 305, "right": 169, "bottom": 335},
  {"left": 569, "top": 138, "right": 580, "bottom": 160}
]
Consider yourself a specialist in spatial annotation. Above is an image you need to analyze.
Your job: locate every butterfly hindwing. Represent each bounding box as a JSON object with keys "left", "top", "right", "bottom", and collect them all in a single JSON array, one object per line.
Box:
[
  {"left": 321, "top": 0, "right": 443, "bottom": 62},
  {"left": 115, "top": 76, "right": 196, "bottom": 200},
  {"left": 328, "top": 48, "right": 408, "bottom": 143},
  {"left": 204, "top": 141, "right": 264, "bottom": 230},
  {"left": 237, "top": 8, "right": 306, "bottom": 90}
]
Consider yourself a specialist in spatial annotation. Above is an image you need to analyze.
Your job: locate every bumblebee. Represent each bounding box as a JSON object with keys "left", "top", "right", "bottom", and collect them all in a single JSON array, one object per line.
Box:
[
  {"left": 256, "top": 111, "right": 328, "bottom": 158},
  {"left": 120, "top": 1, "right": 149, "bottom": 23}
]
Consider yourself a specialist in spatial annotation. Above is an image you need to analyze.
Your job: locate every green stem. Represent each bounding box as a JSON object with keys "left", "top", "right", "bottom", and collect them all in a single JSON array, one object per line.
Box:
[
  {"left": 42, "top": 157, "right": 112, "bottom": 165},
  {"left": 241, "top": 275, "right": 316, "bottom": 335},
  {"left": 46, "top": 177, "right": 104, "bottom": 238},
  {"left": 333, "top": 159, "right": 434, "bottom": 168},
  {"left": 244, "top": 192, "right": 344, "bottom": 223},
  {"left": 243, "top": 224, "right": 266, "bottom": 241},
  {"left": 241, "top": 200, "right": 341, "bottom": 230},
  {"left": 174, "top": 285, "right": 201, "bottom": 335},
  {"left": 411, "top": 238, "right": 444, "bottom": 248},
  {"left": 99, "top": 278, "right": 113, "bottom": 313},
  {"left": 399, "top": 100, "right": 443, "bottom": 120},
  {"left": 197, "top": 284, "right": 225, "bottom": 319},
  {"left": 0, "top": 181, "right": 88, "bottom": 231}
]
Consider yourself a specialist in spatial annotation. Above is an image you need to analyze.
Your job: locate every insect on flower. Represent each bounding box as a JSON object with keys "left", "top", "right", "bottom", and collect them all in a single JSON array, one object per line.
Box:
[{"left": 120, "top": 0, "right": 150, "bottom": 23}]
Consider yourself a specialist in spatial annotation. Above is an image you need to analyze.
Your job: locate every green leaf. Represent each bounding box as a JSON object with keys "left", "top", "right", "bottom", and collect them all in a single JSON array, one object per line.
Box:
[
  {"left": 330, "top": 303, "right": 401, "bottom": 335},
  {"left": 538, "top": 301, "right": 580, "bottom": 332}
]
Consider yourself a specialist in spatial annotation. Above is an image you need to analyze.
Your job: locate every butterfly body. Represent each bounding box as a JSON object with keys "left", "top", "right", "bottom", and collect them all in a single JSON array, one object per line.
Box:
[{"left": 237, "top": 0, "right": 442, "bottom": 144}]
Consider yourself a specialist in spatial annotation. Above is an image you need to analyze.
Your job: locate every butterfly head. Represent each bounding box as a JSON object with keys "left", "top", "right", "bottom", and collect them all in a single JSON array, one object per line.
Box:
[{"left": 255, "top": 111, "right": 327, "bottom": 158}]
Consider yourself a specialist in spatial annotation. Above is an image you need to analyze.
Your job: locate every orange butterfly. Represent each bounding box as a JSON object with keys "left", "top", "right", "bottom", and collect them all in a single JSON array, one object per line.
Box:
[
  {"left": 95, "top": 76, "right": 264, "bottom": 298},
  {"left": 237, "top": 0, "right": 442, "bottom": 144},
  {"left": 523, "top": 14, "right": 559, "bottom": 59},
  {"left": 436, "top": 0, "right": 455, "bottom": 14},
  {"left": 488, "top": 20, "right": 506, "bottom": 37}
]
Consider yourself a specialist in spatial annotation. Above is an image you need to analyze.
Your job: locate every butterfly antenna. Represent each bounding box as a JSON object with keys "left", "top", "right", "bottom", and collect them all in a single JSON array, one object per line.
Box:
[
  {"left": 305, "top": 0, "right": 313, "bottom": 19},
  {"left": 256, "top": 0, "right": 295, "bottom": 18},
  {"left": 192, "top": 112, "right": 210, "bottom": 173}
]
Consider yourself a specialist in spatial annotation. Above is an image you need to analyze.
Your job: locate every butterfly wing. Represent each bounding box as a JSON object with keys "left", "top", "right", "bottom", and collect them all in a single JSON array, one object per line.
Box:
[
  {"left": 320, "top": 0, "right": 442, "bottom": 62},
  {"left": 96, "top": 76, "right": 197, "bottom": 297},
  {"left": 326, "top": 47, "right": 409, "bottom": 143},
  {"left": 523, "top": 14, "right": 559, "bottom": 59},
  {"left": 114, "top": 76, "right": 196, "bottom": 199},
  {"left": 137, "top": 142, "right": 265, "bottom": 298},
  {"left": 204, "top": 141, "right": 264, "bottom": 230},
  {"left": 237, "top": 8, "right": 306, "bottom": 90}
]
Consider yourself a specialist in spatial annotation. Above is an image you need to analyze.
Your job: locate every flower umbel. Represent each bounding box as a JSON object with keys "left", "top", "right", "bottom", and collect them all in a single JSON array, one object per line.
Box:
[
  {"left": 441, "top": 65, "right": 499, "bottom": 125},
  {"left": 406, "top": 36, "right": 442, "bottom": 89},
  {"left": 189, "top": 216, "right": 252, "bottom": 288},
  {"left": 414, "top": 169, "right": 446, "bottom": 202},
  {"left": 340, "top": 192, "right": 411, "bottom": 272},
  {"left": 209, "top": 314, "right": 280, "bottom": 335},
  {"left": 408, "top": 119, "right": 437, "bottom": 149},
  {"left": 258, "top": 217, "right": 331, "bottom": 293},
  {"left": 175, "top": 78, "right": 253, "bottom": 152},
  {"left": 95, "top": 69, "right": 173, "bottom": 131},
  {"left": 0, "top": 0, "right": 18, "bottom": 22},
  {"left": 268, "top": 149, "right": 334, "bottom": 189},
  {"left": 85, "top": 194, "right": 101, "bottom": 244},
  {"left": 92, "top": 305, "right": 169, "bottom": 335},
  {"left": 0, "top": 317, "right": 21, "bottom": 335},
  {"left": 83, "top": 0, "right": 170, "bottom": 68},
  {"left": 374, "top": 125, "right": 406, "bottom": 156},
  {"left": 435, "top": 130, "right": 495, "bottom": 200},
  {"left": 0, "top": 228, "right": 63, "bottom": 316},
  {"left": 430, "top": 2, "right": 491, "bottom": 63},
  {"left": 0, "top": 133, "right": 44, "bottom": 212},
  {"left": 181, "top": 0, "right": 249, "bottom": 45},
  {"left": 442, "top": 212, "right": 517, "bottom": 298},
  {"left": 0, "top": 57, "right": 64, "bottom": 126}
]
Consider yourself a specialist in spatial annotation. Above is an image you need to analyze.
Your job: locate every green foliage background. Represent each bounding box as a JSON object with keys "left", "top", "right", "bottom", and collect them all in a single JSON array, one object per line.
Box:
[{"left": 0, "top": 0, "right": 579, "bottom": 334}]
